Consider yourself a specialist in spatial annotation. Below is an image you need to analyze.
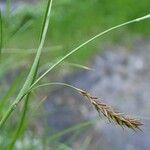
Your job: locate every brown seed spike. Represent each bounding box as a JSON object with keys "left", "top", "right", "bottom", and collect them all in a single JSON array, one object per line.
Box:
[{"left": 79, "top": 90, "right": 143, "bottom": 130}]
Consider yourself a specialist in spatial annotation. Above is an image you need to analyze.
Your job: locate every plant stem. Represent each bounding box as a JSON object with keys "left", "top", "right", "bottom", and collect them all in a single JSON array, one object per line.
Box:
[
  {"left": 7, "top": 94, "right": 30, "bottom": 150},
  {"left": 6, "top": 0, "right": 53, "bottom": 149},
  {"left": 0, "top": 10, "right": 3, "bottom": 61},
  {"left": 34, "top": 82, "right": 83, "bottom": 92},
  {"left": 0, "top": 14, "right": 149, "bottom": 129},
  {"left": 30, "top": 14, "right": 150, "bottom": 89},
  {"left": 0, "top": 0, "right": 53, "bottom": 128}
]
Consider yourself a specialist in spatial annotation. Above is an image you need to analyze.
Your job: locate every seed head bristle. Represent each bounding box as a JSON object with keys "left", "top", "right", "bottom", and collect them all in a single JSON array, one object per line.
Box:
[{"left": 79, "top": 90, "right": 143, "bottom": 130}]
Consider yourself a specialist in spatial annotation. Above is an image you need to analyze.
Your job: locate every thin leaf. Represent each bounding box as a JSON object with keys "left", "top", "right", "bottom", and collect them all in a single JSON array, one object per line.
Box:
[
  {"left": 0, "top": 10, "right": 3, "bottom": 61},
  {"left": 30, "top": 14, "right": 150, "bottom": 89},
  {"left": 0, "top": 72, "right": 24, "bottom": 112},
  {"left": 0, "top": 0, "right": 53, "bottom": 128},
  {"left": 0, "top": 13, "right": 149, "bottom": 129},
  {"left": 6, "top": 0, "right": 54, "bottom": 149}
]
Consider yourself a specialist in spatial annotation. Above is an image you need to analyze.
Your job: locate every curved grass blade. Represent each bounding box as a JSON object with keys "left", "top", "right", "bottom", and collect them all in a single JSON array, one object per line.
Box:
[
  {"left": 0, "top": 14, "right": 149, "bottom": 129},
  {"left": 48, "top": 119, "right": 96, "bottom": 141},
  {"left": 30, "top": 14, "right": 150, "bottom": 89},
  {"left": 34, "top": 82, "right": 143, "bottom": 130}
]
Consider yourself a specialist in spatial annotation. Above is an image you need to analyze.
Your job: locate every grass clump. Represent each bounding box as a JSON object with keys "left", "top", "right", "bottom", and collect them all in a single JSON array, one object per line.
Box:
[{"left": 0, "top": 0, "right": 149, "bottom": 149}]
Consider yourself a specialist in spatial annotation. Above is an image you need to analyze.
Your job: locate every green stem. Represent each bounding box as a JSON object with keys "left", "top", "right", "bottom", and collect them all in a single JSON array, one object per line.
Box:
[
  {"left": 0, "top": 13, "right": 149, "bottom": 129},
  {"left": 0, "top": 0, "right": 53, "bottom": 128},
  {"left": 8, "top": 61, "right": 39, "bottom": 150},
  {"left": 30, "top": 14, "right": 150, "bottom": 89},
  {"left": 6, "top": 0, "right": 53, "bottom": 149},
  {"left": 0, "top": 10, "right": 3, "bottom": 61},
  {"left": 34, "top": 82, "right": 82, "bottom": 92},
  {"left": 7, "top": 94, "right": 30, "bottom": 150}
]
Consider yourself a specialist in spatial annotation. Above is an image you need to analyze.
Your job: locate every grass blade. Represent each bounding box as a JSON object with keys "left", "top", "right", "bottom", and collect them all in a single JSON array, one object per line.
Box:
[
  {"left": 0, "top": 10, "right": 3, "bottom": 61},
  {"left": 0, "top": 0, "right": 53, "bottom": 128},
  {"left": 0, "top": 13, "right": 149, "bottom": 130},
  {"left": 6, "top": 0, "right": 11, "bottom": 18},
  {"left": 6, "top": 0, "right": 54, "bottom": 149},
  {"left": 0, "top": 72, "right": 24, "bottom": 112},
  {"left": 31, "top": 14, "right": 150, "bottom": 89}
]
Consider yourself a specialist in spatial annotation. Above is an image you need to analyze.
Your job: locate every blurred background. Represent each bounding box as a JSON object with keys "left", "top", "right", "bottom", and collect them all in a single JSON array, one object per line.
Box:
[{"left": 0, "top": 0, "right": 150, "bottom": 149}]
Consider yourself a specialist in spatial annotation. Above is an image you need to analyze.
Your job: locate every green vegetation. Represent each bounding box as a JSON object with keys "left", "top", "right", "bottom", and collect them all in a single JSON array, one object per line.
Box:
[
  {"left": 3, "top": 0, "right": 150, "bottom": 62},
  {"left": 0, "top": 0, "right": 149, "bottom": 149}
]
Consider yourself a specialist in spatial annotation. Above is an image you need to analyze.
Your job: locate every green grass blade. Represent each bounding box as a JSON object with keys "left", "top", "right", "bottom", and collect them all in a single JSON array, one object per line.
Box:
[
  {"left": 48, "top": 120, "right": 95, "bottom": 141},
  {"left": 0, "top": 0, "right": 53, "bottom": 128},
  {"left": 5, "top": 0, "right": 54, "bottom": 149},
  {"left": 6, "top": 0, "right": 11, "bottom": 18},
  {"left": 31, "top": 14, "right": 150, "bottom": 89},
  {"left": 0, "top": 13, "right": 149, "bottom": 130},
  {"left": 7, "top": 94, "right": 31, "bottom": 150},
  {"left": 0, "top": 72, "right": 24, "bottom": 112},
  {"left": 0, "top": 10, "right": 2, "bottom": 61}
]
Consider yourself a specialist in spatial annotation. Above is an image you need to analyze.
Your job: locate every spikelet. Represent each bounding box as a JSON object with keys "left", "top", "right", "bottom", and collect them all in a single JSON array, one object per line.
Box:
[{"left": 79, "top": 90, "right": 143, "bottom": 130}]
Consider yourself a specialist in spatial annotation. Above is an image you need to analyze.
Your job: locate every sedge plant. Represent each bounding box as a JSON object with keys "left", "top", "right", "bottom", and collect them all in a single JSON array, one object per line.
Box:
[{"left": 0, "top": 0, "right": 150, "bottom": 149}]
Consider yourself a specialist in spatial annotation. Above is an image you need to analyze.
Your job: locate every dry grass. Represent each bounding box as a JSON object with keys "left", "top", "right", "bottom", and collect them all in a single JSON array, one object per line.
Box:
[{"left": 79, "top": 90, "right": 143, "bottom": 130}]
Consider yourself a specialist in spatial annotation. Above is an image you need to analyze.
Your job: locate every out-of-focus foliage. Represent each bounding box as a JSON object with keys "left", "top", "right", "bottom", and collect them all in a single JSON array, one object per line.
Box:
[
  {"left": 0, "top": 0, "right": 149, "bottom": 149},
  {"left": 2, "top": 0, "right": 150, "bottom": 62}
]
